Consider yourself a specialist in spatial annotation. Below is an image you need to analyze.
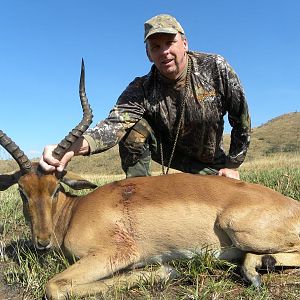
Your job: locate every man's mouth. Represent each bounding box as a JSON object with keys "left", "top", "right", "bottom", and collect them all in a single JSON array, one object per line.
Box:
[{"left": 161, "top": 59, "right": 173, "bottom": 66}]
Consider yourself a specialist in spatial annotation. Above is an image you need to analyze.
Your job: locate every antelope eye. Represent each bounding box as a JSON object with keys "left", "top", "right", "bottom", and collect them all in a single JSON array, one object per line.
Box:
[
  {"left": 18, "top": 188, "right": 28, "bottom": 203},
  {"left": 52, "top": 186, "right": 60, "bottom": 199}
]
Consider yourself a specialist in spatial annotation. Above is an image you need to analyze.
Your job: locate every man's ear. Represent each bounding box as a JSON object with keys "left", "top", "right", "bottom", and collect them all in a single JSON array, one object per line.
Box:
[
  {"left": 0, "top": 171, "right": 22, "bottom": 191},
  {"left": 183, "top": 37, "right": 188, "bottom": 51},
  {"left": 59, "top": 170, "right": 97, "bottom": 190},
  {"left": 146, "top": 46, "right": 153, "bottom": 63}
]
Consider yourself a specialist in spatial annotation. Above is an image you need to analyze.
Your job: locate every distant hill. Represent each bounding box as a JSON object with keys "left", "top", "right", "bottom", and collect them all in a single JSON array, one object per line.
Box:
[
  {"left": 1, "top": 112, "right": 299, "bottom": 175},
  {"left": 223, "top": 111, "right": 300, "bottom": 160}
]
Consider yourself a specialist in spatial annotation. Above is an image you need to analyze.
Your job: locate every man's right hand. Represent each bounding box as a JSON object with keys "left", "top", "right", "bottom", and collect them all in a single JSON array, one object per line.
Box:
[
  {"left": 39, "top": 137, "right": 90, "bottom": 173},
  {"left": 39, "top": 144, "right": 75, "bottom": 172}
]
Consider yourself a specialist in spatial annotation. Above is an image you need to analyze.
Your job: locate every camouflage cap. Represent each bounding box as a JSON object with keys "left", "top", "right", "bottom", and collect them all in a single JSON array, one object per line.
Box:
[{"left": 144, "top": 14, "right": 185, "bottom": 41}]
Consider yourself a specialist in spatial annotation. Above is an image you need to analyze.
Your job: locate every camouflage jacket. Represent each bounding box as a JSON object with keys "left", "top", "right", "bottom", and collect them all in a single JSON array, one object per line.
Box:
[{"left": 84, "top": 51, "right": 251, "bottom": 168}]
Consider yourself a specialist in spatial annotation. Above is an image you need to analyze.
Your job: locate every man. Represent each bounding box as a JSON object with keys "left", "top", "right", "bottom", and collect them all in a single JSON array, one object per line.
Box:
[{"left": 40, "top": 14, "right": 251, "bottom": 180}]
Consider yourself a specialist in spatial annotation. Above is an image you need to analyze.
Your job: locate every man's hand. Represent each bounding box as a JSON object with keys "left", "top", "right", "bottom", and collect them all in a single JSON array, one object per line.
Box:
[
  {"left": 39, "top": 137, "right": 90, "bottom": 172},
  {"left": 39, "top": 144, "right": 75, "bottom": 172},
  {"left": 218, "top": 168, "right": 240, "bottom": 180}
]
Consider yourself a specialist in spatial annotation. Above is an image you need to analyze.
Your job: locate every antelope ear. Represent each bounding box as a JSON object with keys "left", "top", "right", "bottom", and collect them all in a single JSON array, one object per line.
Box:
[
  {"left": 0, "top": 171, "right": 22, "bottom": 191},
  {"left": 59, "top": 170, "right": 97, "bottom": 190}
]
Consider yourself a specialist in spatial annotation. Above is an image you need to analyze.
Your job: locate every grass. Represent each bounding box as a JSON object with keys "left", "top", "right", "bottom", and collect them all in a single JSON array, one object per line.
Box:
[
  {"left": 4, "top": 242, "right": 70, "bottom": 299},
  {"left": 0, "top": 153, "right": 300, "bottom": 299}
]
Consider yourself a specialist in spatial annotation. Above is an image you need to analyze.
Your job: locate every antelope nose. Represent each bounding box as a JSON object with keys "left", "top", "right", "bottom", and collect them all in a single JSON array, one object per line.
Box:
[{"left": 36, "top": 237, "right": 51, "bottom": 249}]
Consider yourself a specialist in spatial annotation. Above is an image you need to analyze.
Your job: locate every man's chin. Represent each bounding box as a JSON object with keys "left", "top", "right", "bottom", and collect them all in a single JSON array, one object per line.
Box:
[{"left": 160, "top": 68, "right": 177, "bottom": 80}]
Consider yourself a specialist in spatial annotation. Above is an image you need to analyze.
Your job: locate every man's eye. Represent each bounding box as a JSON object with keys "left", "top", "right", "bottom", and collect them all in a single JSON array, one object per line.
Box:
[{"left": 168, "top": 40, "right": 176, "bottom": 46}]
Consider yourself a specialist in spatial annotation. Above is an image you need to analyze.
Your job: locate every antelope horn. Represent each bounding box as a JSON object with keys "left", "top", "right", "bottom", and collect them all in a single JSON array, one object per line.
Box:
[
  {"left": 0, "top": 130, "right": 32, "bottom": 173},
  {"left": 52, "top": 59, "right": 93, "bottom": 160}
]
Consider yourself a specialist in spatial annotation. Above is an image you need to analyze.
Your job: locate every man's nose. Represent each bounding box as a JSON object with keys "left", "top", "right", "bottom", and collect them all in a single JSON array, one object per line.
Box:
[{"left": 161, "top": 45, "right": 170, "bottom": 55}]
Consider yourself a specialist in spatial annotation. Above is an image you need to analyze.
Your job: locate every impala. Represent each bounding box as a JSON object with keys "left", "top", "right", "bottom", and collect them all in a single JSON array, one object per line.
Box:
[{"left": 1, "top": 61, "right": 300, "bottom": 300}]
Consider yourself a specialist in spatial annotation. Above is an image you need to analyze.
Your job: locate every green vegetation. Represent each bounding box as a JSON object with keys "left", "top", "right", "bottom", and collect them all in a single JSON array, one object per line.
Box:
[{"left": 0, "top": 153, "right": 300, "bottom": 299}]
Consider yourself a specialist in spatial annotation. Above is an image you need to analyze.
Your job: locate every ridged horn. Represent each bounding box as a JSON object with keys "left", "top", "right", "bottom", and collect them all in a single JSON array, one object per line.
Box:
[
  {"left": 52, "top": 59, "right": 93, "bottom": 160},
  {"left": 0, "top": 130, "right": 32, "bottom": 173}
]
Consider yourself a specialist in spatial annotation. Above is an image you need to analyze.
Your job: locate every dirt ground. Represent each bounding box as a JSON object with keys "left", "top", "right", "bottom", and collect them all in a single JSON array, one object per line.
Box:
[{"left": 0, "top": 264, "right": 23, "bottom": 300}]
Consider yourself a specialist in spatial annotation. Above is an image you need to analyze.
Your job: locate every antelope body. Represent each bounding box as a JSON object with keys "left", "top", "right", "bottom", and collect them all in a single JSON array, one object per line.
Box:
[
  {"left": 3, "top": 170, "right": 300, "bottom": 299},
  {"left": 1, "top": 61, "right": 300, "bottom": 299}
]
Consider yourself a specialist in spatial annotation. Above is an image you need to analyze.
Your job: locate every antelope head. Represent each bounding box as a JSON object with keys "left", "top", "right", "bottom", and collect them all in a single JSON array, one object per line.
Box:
[{"left": 0, "top": 60, "right": 97, "bottom": 249}]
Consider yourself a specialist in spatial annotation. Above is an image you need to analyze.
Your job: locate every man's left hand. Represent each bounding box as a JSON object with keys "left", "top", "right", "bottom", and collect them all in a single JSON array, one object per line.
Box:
[{"left": 218, "top": 168, "right": 240, "bottom": 180}]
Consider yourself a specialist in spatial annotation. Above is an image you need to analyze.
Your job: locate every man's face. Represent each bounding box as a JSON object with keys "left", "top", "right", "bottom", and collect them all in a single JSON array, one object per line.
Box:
[{"left": 146, "top": 32, "right": 188, "bottom": 80}]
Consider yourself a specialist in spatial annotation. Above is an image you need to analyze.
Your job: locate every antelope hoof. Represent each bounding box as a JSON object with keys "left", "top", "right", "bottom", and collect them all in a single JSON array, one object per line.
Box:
[
  {"left": 240, "top": 266, "right": 262, "bottom": 288},
  {"left": 163, "top": 264, "right": 181, "bottom": 281}
]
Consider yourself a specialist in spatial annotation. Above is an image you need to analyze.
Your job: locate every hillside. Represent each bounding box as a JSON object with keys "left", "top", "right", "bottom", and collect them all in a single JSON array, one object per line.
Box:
[
  {"left": 0, "top": 112, "right": 299, "bottom": 175},
  {"left": 250, "top": 112, "right": 300, "bottom": 156},
  {"left": 223, "top": 111, "right": 300, "bottom": 160}
]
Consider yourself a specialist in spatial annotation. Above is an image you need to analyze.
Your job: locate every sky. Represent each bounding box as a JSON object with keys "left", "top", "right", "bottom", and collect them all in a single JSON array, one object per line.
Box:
[{"left": 1, "top": 0, "right": 299, "bottom": 159}]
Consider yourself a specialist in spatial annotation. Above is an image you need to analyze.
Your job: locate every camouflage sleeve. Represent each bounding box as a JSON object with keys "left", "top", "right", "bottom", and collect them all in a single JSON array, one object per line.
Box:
[
  {"left": 83, "top": 78, "right": 146, "bottom": 154},
  {"left": 217, "top": 56, "right": 251, "bottom": 168}
]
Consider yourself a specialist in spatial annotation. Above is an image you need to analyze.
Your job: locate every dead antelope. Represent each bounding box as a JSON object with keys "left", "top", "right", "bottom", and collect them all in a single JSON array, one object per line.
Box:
[{"left": 1, "top": 63, "right": 300, "bottom": 300}]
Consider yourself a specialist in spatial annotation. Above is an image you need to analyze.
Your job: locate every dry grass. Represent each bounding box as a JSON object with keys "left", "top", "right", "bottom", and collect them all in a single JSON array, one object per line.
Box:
[{"left": 241, "top": 152, "right": 300, "bottom": 171}]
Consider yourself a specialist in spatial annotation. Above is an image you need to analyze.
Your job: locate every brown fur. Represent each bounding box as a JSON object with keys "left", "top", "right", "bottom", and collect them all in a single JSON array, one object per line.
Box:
[{"left": 3, "top": 172, "right": 300, "bottom": 299}]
